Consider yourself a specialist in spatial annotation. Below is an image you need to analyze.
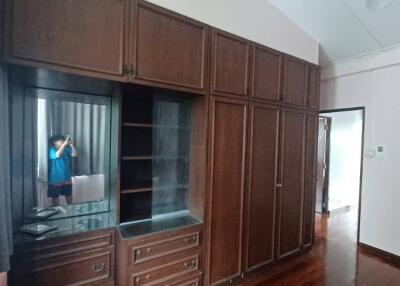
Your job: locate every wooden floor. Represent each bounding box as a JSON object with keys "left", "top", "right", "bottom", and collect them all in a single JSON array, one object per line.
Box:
[{"left": 241, "top": 209, "right": 400, "bottom": 286}]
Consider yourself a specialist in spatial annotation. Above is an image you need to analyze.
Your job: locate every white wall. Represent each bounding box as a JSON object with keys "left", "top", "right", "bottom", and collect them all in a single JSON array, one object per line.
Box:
[
  {"left": 323, "top": 111, "right": 363, "bottom": 211},
  {"left": 320, "top": 46, "right": 400, "bottom": 256},
  {"left": 145, "top": 0, "right": 319, "bottom": 64}
]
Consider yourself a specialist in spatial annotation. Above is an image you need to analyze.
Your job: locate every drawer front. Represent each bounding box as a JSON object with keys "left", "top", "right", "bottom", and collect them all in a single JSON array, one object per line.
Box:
[
  {"left": 20, "top": 230, "right": 115, "bottom": 263},
  {"left": 131, "top": 254, "right": 200, "bottom": 286},
  {"left": 21, "top": 247, "right": 114, "bottom": 286},
  {"left": 166, "top": 275, "right": 201, "bottom": 286},
  {"left": 131, "top": 232, "right": 200, "bottom": 265}
]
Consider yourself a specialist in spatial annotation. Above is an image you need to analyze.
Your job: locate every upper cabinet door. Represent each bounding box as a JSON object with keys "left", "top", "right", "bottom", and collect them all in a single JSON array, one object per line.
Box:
[
  {"left": 5, "top": 0, "right": 126, "bottom": 79},
  {"left": 130, "top": 0, "right": 208, "bottom": 94},
  {"left": 245, "top": 103, "right": 279, "bottom": 272},
  {"left": 211, "top": 30, "right": 251, "bottom": 97},
  {"left": 251, "top": 45, "right": 282, "bottom": 102},
  {"left": 277, "top": 108, "right": 306, "bottom": 259},
  {"left": 207, "top": 96, "right": 247, "bottom": 285},
  {"left": 308, "top": 66, "right": 321, "bottom": 109},
  {"left": 282, "top": 57, "right": 308, "bottom": 106}
]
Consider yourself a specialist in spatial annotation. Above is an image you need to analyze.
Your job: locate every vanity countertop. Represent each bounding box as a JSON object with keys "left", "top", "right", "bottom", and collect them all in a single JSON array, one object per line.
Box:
[
  {"left": 118, "top": 212, "right": 202, "bottom": 240},
  {"left": 15, "top": 211, "right": 116, "bottom": 246}
]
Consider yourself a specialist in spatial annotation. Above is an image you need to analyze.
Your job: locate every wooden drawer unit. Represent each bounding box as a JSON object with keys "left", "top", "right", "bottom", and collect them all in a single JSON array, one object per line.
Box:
[
  {"left": 130, "top": 231, "right": 200, "bottom": 265},
  {"left": 131, "top": 252, "right": 200, "bottom": 286},
  {"left": 117, "top": 224, "right": 203, "bottom": 286},
  {"left": 13, "top": 229, "right": 116, "bottom": 286},
  {"left": 21, "top": 247, "right": 115, "bottom": 286}
]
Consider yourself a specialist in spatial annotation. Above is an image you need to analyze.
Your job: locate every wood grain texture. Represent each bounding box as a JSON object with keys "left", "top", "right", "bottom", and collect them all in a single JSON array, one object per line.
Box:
[
  {"left": 12, "top": 229, "right": 116, "bottom": 286},
  {"left": 308, "top": 66, "right": 321, "bottom": 109},
  {"left": 117, "top": 225, "right": 203, "bottom": 286},
  {"left": 277, "top": 108, "right": 307, "bottom": 259},
  {"left": 244, "top": 103, "right": 279, "bottom": 272},
  {"left": 303, "top": 113, "right": 318, "bottom": 248},
  {"left": 210, "top": 29, "right": 251, "bottom": 97},
  {"left": 207, "top": 96, "right": 247, "bottom": 285},
  {"left": 251, "top": 45, "right": 282, "bottom": 102},
  {"left": 5, "top": 0, "right": 126, "bottom": 77},
  {"left": 282, "top": 57, "right": 308, "bottom": 107},
  {"left": 130, "top": 0, "right": 208, "bottom": 93}
]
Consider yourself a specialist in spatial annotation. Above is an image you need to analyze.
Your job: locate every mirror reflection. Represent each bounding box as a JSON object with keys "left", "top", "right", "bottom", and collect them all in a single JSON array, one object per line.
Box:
[{"left": 35, "top": 90, "right": 111, "bottom": 208}]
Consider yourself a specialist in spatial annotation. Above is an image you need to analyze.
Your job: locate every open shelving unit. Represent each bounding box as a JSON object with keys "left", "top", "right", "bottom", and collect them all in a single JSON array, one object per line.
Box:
[{"left": 119, "top": 86, "right": 192, "bottom": 223}]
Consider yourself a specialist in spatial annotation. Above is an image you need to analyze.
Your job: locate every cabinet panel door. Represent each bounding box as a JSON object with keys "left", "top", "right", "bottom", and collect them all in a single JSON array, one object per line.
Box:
[
  {"left": 282, "top": 57, "right": 308, "bottom": 106},
  {"left": 308, "top": 66, "right": 321, "bottom": 109},
  {"left": 207, "top": 96, "right": 247, "bottom": 285},
  {"left": 251, "top": 45, "right": 282, "bottom": 102},
  {"left": 277, "top": 109, "right": 306, "bottom": 258},
  {"left": 245, "top": 103, "right": 279, "bottom": 272},
  {"left": 131, "top": 0, "right": 208, "bottom": 93},
  {"left": 211, "top": 30, "right": 251, "bottom": 97},
  {"left": 303, "top": 114, "right": 318, "bottom": 247},
  {"left": 6, "top": 0, "right": 126, "bottom": 78}
]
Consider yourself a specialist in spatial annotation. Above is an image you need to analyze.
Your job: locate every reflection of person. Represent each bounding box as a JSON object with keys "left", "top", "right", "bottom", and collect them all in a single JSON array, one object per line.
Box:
[{"left": 47, "top": 135, "right": 78, "bottom": 206}]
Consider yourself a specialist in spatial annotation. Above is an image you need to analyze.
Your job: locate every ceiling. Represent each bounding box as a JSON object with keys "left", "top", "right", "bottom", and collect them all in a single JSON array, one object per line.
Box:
[{"left": 269, "top": 0, "right": 400, "bottom": 66}]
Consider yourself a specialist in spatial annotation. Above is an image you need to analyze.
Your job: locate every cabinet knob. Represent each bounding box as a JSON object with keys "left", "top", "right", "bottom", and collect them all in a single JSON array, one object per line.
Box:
[
  {"left": 123, "top": 64, "right": 129, "bottom": 75},
  {"left": 129, "top": 64, "right": 135, "bottom": 76},
  {"left": 136, "top": 249, "right": 141, "bottom": 256},
  {"left": 146, "top": 247, "right": 152, "bottom": 253}
]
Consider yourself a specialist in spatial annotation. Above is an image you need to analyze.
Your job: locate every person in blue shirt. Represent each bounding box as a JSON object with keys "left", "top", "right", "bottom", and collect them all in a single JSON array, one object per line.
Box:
[{"left": 48, "top": 134, "right": 78, "bottom": 206}]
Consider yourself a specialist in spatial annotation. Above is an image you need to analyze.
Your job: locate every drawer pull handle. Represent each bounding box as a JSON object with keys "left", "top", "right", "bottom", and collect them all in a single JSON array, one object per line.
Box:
[
  {"left": 146, "top": 274, "right": 151, "bottom": 280},
  {"left": 184, "top": 260, "right": 196, "bottom": 268},
  {"left": 92, "top": 262, "right": 105, "bottom": 273},
  {"left": 146, "top": 247, "right": 151, "bottom": 253},
  {"left": 136, "top": 277, "right": 141, "bottom": 283},
  {"left": 184, "top": 236, "right": 197, "bottom": 243},
  {"left": 136, "top": 249, "right": 141, "bottom": 256}
]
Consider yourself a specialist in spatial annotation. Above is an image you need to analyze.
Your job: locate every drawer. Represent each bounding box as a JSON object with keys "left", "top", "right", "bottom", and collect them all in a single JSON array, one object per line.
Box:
[
  {"left": 130, "top": 231, "right": 200, "bottom": 265},
  {"left": 131, "top": 253, "right": 200, "bottom": 286},
  {"left": 165, "top": 275, "right": 201, "bottom": 286},
  {"left": 20, "top": 229, "right": 115, "bottom": 262},
  {"left": 20, "top": 247, "right": 115, "bottom": 286}
]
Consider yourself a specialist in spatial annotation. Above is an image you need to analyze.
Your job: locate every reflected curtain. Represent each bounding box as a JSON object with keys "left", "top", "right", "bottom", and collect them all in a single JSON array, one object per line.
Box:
[{"left": 0, "top": 65, "right": 13, "bottom": 272}]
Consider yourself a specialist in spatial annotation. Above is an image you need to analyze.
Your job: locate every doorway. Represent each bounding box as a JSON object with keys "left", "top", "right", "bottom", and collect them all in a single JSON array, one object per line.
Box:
[{"left": 316, "top": 108, "right": 364, "bottom": 238}]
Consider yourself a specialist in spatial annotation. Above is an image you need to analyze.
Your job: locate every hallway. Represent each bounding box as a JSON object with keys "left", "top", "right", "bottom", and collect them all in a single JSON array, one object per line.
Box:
[{"left": 242, "top": 210, "right": 400, "bottom": 285}]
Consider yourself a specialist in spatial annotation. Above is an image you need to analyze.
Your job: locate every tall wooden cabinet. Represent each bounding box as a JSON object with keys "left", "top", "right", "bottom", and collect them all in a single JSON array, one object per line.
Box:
[
  {"left": 303, "top": 114, "right": 319, "bottom": 248},
  {"left": 244, "top": 103, "right": 279, "bottom": 271},
  {"left": 276, "top": 109, "right": 307, "bottom": 259},
  {"left": 2, "top": 1, "right": 321, "bottom": 285},
  {"left": 206, "top": 96, "right": 247, "bottom": 285},
  {"left": 206, "top": 101, "right": 318, "bottom": 285}
]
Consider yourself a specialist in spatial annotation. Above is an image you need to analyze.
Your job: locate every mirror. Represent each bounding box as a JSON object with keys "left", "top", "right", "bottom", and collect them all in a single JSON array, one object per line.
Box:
[{"left": 32, "top": 88, "right": 111, "bottom": 209}]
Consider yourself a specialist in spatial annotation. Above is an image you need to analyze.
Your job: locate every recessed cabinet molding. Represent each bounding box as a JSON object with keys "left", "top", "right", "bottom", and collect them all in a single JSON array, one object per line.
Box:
[
  {"left": 210, "top": 30, "right": 251, "bottom": 97},
  {"left": 282, "top": 56, "right": 309, "bottom": 106},
  {"left": 251, "top": 45, "right": 282, "bottom": 102}
]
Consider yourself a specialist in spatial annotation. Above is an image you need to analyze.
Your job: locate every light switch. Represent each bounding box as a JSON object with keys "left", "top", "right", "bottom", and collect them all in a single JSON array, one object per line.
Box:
[{"left": 376, "top": 146, "right": 384, "bottom": 159}]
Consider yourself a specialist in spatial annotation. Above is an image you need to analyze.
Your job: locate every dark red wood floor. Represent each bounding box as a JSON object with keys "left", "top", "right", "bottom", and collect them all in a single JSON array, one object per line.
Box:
[{"left": 241, "top": 209, "right": 400, "bottom": 286}]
